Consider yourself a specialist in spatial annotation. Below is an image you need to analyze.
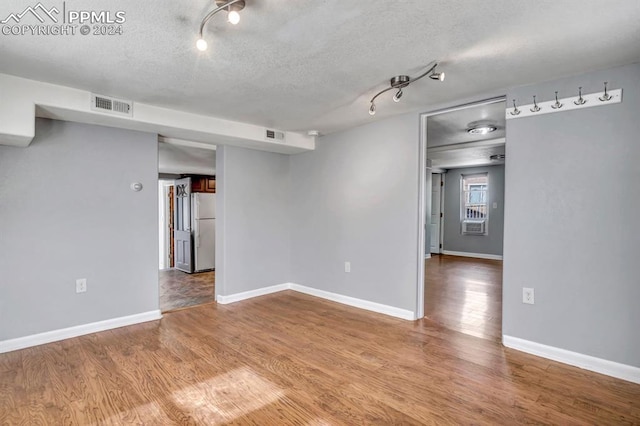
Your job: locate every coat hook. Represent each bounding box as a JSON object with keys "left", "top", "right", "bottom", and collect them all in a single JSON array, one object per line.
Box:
[
  {"left": 574, "top": 87, "right": 587, "bottom": 105},
  {"left": 510, "top": 99, "right": 520, "bottom": 116},
  {"left": 530, "top": 95, "right": 541, "bottom": 112},
  {"left": 551, "top": 91, "right": 563, "bottom": 109},
  {"left": 599, "top": 82, "right": 612, "bottom": 101}
]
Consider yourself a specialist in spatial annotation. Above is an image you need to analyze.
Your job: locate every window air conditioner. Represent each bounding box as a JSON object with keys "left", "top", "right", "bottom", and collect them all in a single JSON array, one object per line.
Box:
[{"left": 462, "top": 221, "right": 485, "bottom": 235}]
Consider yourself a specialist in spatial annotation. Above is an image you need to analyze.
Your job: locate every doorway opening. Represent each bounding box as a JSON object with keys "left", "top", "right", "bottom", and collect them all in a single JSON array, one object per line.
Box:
[
  {"left": 420, "top": 97, "right": 506, "bottom": 342},
  {"left": 157, "top": 140, "right": 217, "bottom": 313}
]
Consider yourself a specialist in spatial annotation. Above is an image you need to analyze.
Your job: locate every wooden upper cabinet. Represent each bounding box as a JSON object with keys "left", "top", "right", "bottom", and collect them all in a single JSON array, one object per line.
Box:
[
  {"left": 205, "top": 178, "right": 216, "bottom": 193},
  {"left": 190, "top": 175, "right": 216, "bottom": 193}
]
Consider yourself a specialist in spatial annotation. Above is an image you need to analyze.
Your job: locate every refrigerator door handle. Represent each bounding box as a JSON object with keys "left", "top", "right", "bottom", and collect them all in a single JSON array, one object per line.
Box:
[
  {"left": 194, "top": 195, "right": 199, "bottom": 219},
  {"left": 194, "top": 221, "right": 200, "bottom": 248}
]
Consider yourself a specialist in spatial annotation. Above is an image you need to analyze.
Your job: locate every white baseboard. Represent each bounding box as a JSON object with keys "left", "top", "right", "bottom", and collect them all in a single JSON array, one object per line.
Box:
[
  {"left": 0, "top": 310, "right": 162, "bottom": 354},
  {"left": 216, "top": 283, "right": 290, "bottom": 304},
  {"left": 443, "top": 250, "right": 503, "bottom": 260},
  {"left": 217, "top": 283, "right": 416, "bottom": 321},
  {"left": 503, "top": 335, "right": 640, "bottom": 384},
  {"left": 289, "top": 283, "right": 416, "bottom": 321}
]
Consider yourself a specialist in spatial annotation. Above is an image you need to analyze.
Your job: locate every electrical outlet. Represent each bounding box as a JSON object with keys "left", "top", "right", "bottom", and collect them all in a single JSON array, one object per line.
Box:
[
  {"left": 522, "top": 287, "right": 534, "bottom": 304},
  {"left": 344, "top": 262, "right": 351, "bottom": 273},
  {"left": 76, "top": 278, "right": 87, "bottom": 293}
]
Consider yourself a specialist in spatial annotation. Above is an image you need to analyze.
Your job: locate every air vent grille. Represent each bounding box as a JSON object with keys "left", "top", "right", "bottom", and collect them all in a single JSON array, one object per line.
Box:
[
  {"left": 91, "top": 94, "right": 133, "bottom": 117},
  {"left": 265, "top": 129, "right": 285, "bottom": 141}
]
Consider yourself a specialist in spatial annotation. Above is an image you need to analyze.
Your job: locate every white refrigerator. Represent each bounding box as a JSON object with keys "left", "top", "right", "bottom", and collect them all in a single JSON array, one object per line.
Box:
[{"left": 191, "top": 193, "right": 215, "bottom": 272}]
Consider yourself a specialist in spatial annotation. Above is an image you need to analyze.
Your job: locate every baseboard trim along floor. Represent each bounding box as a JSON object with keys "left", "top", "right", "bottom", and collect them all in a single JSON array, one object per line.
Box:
[
  {"left": 503, "top": 335, "right": 640, "bottom": 385},
  {"left": 217, "top": 283, "right": 416, "bottom": 321},
  {"left": 0, "top": 310, "right": 162, "bottom": 354},
  {"left": 442, "top": 250, "right": 503, "bottom": 260}
]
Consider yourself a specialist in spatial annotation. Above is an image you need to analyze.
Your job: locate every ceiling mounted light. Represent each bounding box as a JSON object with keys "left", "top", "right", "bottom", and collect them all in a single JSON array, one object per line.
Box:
[
  {"left": 196, "top": 38, "right": 208, "bottom": 51},
  {"left": 393, "top": 89, "right": 403, "bottom": 103},
  {"left": 467, "top": 124, "right": 497, "bottom": 135},
  {"left": 429, "top": 71, "right": 445, "bottom": 81},
  {"left": 368, "top": 62, "right": 445, "bottom": 115},
  {"left": 227, "top": 10, "right": 240, "bottom": 25},
  {"left": 197, "top": 0, "right": 245, "bottom": 51}
]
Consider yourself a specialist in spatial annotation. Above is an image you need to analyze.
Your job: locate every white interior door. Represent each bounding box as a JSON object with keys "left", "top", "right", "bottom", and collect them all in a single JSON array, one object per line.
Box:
[{"left": 430, "top": 173, "right": 442, "bottom": 253}]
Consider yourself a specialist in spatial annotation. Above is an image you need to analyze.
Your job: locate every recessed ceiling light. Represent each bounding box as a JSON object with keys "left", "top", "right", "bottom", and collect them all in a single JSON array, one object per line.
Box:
[{"left": 467, "top": 125, "right": 497, "bottom": 135}]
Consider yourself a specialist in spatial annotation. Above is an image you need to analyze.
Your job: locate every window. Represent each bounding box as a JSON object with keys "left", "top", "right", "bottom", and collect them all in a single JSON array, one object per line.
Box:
[{"left": 461, "top": 173, "right": 488, "bottom": 234}]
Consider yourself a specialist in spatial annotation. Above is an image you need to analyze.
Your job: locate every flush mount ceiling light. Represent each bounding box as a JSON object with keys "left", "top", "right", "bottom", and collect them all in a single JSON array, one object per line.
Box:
[
  {"left": 467, "top": 124, "right": 497, "bottom": 135},
  {"left": 196, "top": 0, "right": 245, "bottom": 51},
  {"left": 368, "top": 62, "right": 444, "bottom": 116}
]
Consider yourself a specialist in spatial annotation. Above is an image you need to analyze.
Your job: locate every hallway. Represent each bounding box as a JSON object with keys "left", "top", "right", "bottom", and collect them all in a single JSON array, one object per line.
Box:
[{"left": 425, "top": 255, "right": 502, "bottom": 342}]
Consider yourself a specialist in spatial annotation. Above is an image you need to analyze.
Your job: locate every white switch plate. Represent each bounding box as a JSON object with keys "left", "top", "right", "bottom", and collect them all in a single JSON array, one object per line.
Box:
[
  {"left": 493, "top": 202, "right": 498, "bottom": 209},
  {"left": 523, "top": 287, "right": 534, "bottom": 304},
  {"left": 344, "top": 262, "right": 351, "bottom": 273},
  {"left": 76, "top": 278, "right": 87, "bottom": 293}
]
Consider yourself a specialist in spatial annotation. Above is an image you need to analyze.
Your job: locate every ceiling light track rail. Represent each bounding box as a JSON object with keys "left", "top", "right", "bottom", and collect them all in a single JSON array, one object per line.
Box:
[
  {"left": 368, "top": 61, "right": 445, "bottom": 116},
  {"left": 197, "top": 0, "right": 245, "bottom": 51}
]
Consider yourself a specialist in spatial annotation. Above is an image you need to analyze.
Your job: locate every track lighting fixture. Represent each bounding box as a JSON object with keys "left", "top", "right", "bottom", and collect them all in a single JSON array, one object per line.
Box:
[
  {"left": 392, "top": 89, "right": 403, "bottom": 103},
  {"left": 197, "top": 0, "right": 245, "bottom": 51},
  {"left": 368, "top": 62, "right": 445, "bottom": 116},
  {"left": 429, "top": 71, "right": 445, "bottom": 81},
  {"left": 227, "top": 10, "right": 240, "bottom": 25}
]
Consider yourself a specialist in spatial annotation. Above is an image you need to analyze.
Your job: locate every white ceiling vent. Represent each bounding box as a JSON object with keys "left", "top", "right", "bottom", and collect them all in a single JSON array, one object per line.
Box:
[
  {"left": 265, "top": 129, "right": 285, "bottom": 142},
  {"left": 90, "top": 94, "right": 133, "bottom": 117}
]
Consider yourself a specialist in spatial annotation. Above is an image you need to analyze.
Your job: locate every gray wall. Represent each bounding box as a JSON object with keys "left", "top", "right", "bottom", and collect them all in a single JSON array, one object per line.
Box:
[
  {"left": 215, "top": 145, "right": 291, "bottom": 296},
  {"left": 443, "top": 165, "right": 505, "bottom": 256},
  {"left": 289, "top": 113, "right": 421, "bottom": 313},
  {"left": 0, "top": 119, "right": 158, "bottom": 341},
  {"left": 503, "top": 62, "right": 640, "bottom": 367}
]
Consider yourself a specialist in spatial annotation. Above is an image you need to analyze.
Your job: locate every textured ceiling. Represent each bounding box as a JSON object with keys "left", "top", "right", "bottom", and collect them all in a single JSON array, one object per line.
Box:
[{"left": 1, "top": 1, "right": 639, "bottom": 135}]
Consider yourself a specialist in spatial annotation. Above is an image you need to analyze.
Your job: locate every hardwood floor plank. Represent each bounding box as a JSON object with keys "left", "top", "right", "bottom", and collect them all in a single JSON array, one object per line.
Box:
[
  {"left": 2, "top": 290, "right": 639, "bottom": 424},
  {"left": 425, "top": 254, "right": 503, "bottom": 341}
]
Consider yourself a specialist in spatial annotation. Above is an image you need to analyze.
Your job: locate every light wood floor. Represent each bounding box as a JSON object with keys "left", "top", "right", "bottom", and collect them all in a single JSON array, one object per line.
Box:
[
  {"left": 425, "top": 254, "right": 502, "bottom": 342},
  {"left": 2, "top": 291, "right": 639, "bottom": 424},
  {"left": 159, "top": 269, "right": 215, "bottom": 312}
]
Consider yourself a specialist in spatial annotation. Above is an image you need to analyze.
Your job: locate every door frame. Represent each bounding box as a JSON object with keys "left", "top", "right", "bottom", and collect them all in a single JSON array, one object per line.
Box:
[
  {"left": 430, "top": 172, "right": 444, "bottom": 255},
  {"left": 416, "top": 96, "right": 506, "bottom": 319}
]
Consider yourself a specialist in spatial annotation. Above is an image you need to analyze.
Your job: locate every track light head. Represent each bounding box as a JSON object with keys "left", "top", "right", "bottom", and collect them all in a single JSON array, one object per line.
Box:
[
  {"left": 393, "top": 89, "right": 403, "bottom": 103},
  {"left": 228, "top": 10, "right": 240, "bottom": 25},
  {"left": 429, "top": 71, "right": 445, "bottom": 81},
  {"left": 369, "top": 102, "right": 376, "bottom": 116},
  {"left": 196, "top": 38, "right": 208, "bottom": 51}
]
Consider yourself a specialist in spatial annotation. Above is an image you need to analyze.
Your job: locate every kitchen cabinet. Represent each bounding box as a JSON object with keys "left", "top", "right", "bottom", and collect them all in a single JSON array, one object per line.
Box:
[{"left": 190, "top": 176, "right": 216, "bottom": 193}]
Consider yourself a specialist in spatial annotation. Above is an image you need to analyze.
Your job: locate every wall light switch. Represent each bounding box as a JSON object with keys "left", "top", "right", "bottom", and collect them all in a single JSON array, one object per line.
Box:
[
  {"left": 76, "top": 278, "right": 87, "bottom": 293},
  {"left": 493, "top": 202, "right": 498, "bottom": 209},
  {"left": 344, "top": 262, "right": 351, "bottom": 273}
]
